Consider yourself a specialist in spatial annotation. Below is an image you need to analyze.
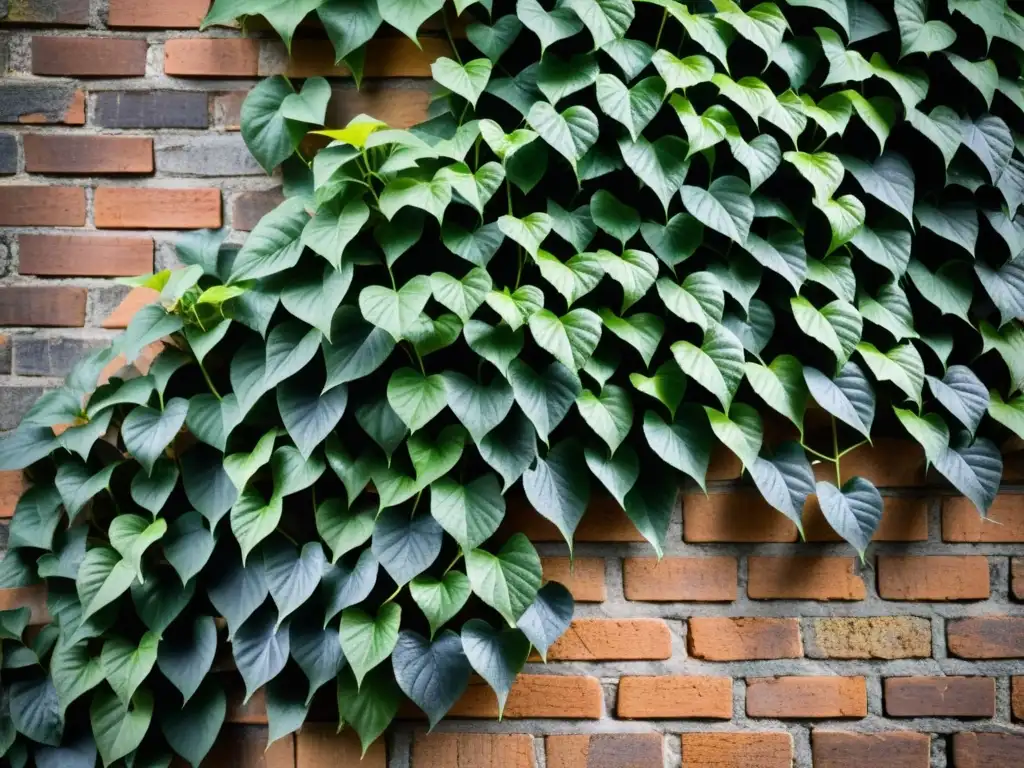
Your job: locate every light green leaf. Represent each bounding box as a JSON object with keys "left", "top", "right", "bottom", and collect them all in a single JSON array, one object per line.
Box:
[
  {"left": 618, "top": 135, "right": 691, "bottom": 215},
  {"left": 410, "top": 573, "right": 472, "bottom": 639},
  {"left": 536, "top": 52, "right": 599, "bottom": 105},
  {"left": 497, "top": 212, "right": 552, "bottom": 258},
  {"left": 576, "top": 385, "right": 633, "bottom": 454},
  {"left": 563, "top": 0, "right": 635, "bottom": 47},
  {"left": 377, "top": 0, "right": 445, "bottom": 42},
  {"left": 517, "top": 0, "right": 584, "bottom": 52},
  {"left": 340, "top": 604, "right": 401, "bottom": 687},
  {"left": 652, "top": 50, "right": 715, "bottom": 93},
  {"left": 379, "top": 173, "right": 451, "bottom": 223},
  {"left": 680, "top": 175, "right": 754, "bottom": 244},
  {"left": 359, "top": 275, "right": 432, "bottom": 342},
  {"left": 670, "top": 323, "right": 745, "bottom": 410},
  {"left": 91, "top": 687, "right": 153, "bottom": 767},
  {"left": 465, "top": 533, "right": 542, "bottom": 625},
  {"left": 229, "top": 197, "right": 308, "bottom": 282},
  {"left": 945, "top": 53, "right": 997, "bottom": 105},
  {"left": 535, "top": 249, "right": 604, "bottom": 306},
  {"left": 595, "top": 74, "right": 664, "bottom": 140},
  {"left": 857, "top": 341, "right": 925, "bottom": 406},
  {"left": 526, "top": 102, "right": 600, "bottom": 173},
  {"left": 101, "top": 633, "right": 158, "bottom": 706},
  {"left": 598, "top": 249, "right": 658, "bottom": 312},
  {"left": 816, "top": 26, "right": 873, "bottom": 85},
  {"left": 431, "top": 57, "right": 493, "bottom": 106},
  {"left": 744, "top": 355, "right": 807, "bottom": 432},
  {"left": 712, "top": 0, "right": 787, "bottom": 57},
  {"left": 528, "top": 308, "right": 603, "bottom": 371},
  {"left": 430, "top": 474, "right": 506, "bottom": 551},
  {"left": 705, "top": 403, "right": 763, "bottom": 469}
]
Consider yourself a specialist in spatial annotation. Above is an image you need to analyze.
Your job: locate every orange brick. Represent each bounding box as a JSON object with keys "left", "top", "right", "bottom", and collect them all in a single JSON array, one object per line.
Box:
[
  {"left": 804, "top": 496, "right": 929, "bottom": 541},
  {"left": 447, "top": 676, "right": 601, "bottom": 719},
  {"left": 877, "top": 555, "right": 990, "bottom": 601},
  {"left": 748, "top": 557, "right": 866, "bottom": 600},
  {"left": 101, "top": 286, "right": 158, "bottom": 329},
  {"left": 297, "top": 724, "right": 385, "bottom": 767},
  {"left": 1013, "top": 677, "right": 1024, "bottom": 720},
  {"left": 508, "top": 496, "right": 646, "bottom": 543},
  {"left": 813, "top": 439, "right": 926, "bottom": 486},
  {"left": 32, "top": 37, "right": 148, "bottom": 76},
  {"left": 412, "top": 733, "right": 535, "bottom": 768},
  {"left": 681, "top": 733, "right": 793, "bottom": 768},
  {"left": 948, "top": 617, "right": 1024, "bottom": 659},
  {"left": 1, "top": 471, "right": 27, "bottom": 517},
  {"left": 617, "top": 676, "right": 732, "bottom": 719},
  {"left": 545, "top": 619, "right": 671, "bottom": 661},
  {"left": 548, "top": 734, "right": 663, "bottom": 768},
  {"left": 23, "top": 135, "right": 153, "bottom": 174},
  {"left": 541, "top": 557, "right": 605, "bottom": 602},
  {"left": 327, "top": 85, "right": 431, "bottom": 129},
  {"left": 943, "top": 494, "right": 1024, "bottom": 541},
  {"left": 884, "top": 676, "right": 995, "bottom": 717},
  {"left": 812, "top": 731, "right": 930, "bottom": 767},
  {"left": 164, "top": 38, "right": 259, "bottom": 77},
  {"left": 19, "top": 234, "right": 153, "bottom": 277},
  {"left": 0, "top": 585, "right": 50, "bottom": 624},
  {"left": 0, "top": 186, "right": 85, "bottom": 226},
  {"left": 108, "top": 0, "right": 210, "bottom": 27},
  {"left": 0, "top": 286, "right": 87, "bottom": 327},
  {"left": 1014, "top": 558, "right": 1024, "bottom": 601},
  {"left": 952, "top": 732, "right": 1024, "bottom": 767},
  {"left": 746, "top": 676, "right": 867, "bottom": 718},
  {"left": 95, "top": 187, "right": 221, "bottom": 229},
  {"left": 623, "top": 557, "right": 737, "bottom": 602},
  {"left": 684, "top": 490, "right": 798, "bottom": 542},
  {"left": 688, "top": 618, "right": 802, "bottom": 661},
  {"left": 206, "top": 725, "right": 293, "bottom": 768},
  {"left": 260, "top": 37, "right": 449, "bottom": 78},
  {"left": 707, "top": 442, "right": 742, "bottom": 480}
]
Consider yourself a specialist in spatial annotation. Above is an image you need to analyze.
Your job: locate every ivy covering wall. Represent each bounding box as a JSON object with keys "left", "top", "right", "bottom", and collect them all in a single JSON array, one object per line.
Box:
[{"left": 1, "top": 0, "right": 1024, "bottom": 764}]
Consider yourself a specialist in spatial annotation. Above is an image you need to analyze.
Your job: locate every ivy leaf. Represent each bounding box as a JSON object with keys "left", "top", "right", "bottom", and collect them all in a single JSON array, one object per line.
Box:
[
  {"left": 791, "top": 297, "right": 862, "bottom": 368},
  {"left": 680, "top": 176, "right": 754, "bottom": 244},
  {"left": 914, "top": 201, "right": 978, "bottom": 255},
  {"left": 584, "top": 443, "right": 639, "bottom": 508},
  {"left": 642, "top": 407, "right": 711, "bottom": 491},
  {"left": 744, "top": 355, "right": 807, "bottom": 432},
  {"left": 652, "top": 50, "right": 715, "bottom": 92},
  {"left": 432, "top": 57, "right": 492, "bottom": 107},
  {"left": 619, "top": 135, "right": 691, "bottom": 216},
  {"left": 206, "top": 553, "right": 268, "bottom": 640},
  {"left": 229, "top": 482, "right": 283, "bottom": 563},
  {"left": 264, "top": 539, "right": 325, "bottom": 628},
  {"left": 480, "top": 410, "right": 538, "bottom": 492},
  {"left": 387, "top": 368, "right": 447, "bottom": 433},
  {"left": 465, "top": 533, "right": 542, "bottom": 625},
  {"left": 341, "top": 603, "right": 401, "bottom": 688},
  {"left": 841, "top": 152, "right": 915, "bottom": 226},
  {"left": 976, "top": 256, "right": 1024, "bottom": 328},
  {"left": 229, "top": 198, "right": 308, "bottom": 282},
  {"left": 90, "top": 687, "right": 153, "bottom": 767},
  {"left": 239, "top": 76, "right": 306, "bottom": 174},
  {"left": 988, "top": 390, "right": 1024, "bottom": 439},
  {"left": 527, "top": 102, "right": 600, "bottom": 173},
  {"left": 671, "top": 323, "right": 745, "bottom": 410},
  {"left": 713, "top": 0, "right": 787, "bottom": 57},
  {"left": 379, "top": 173, "right": 452, "bottom": 223},
  {"left": 508, "top": 359, "right": 582, "bottom": 445},
  {"left": 156, "top": 616, "right": 216, "bottom": 705},
  {"left": 410, "top": 571, "right": 472, "bottom": 638},
  {"left": 522, "top": 440, "right": 590, "bottom": 551},
  {"left": 620, "top": 470, "right": 677, "bottom": 556},
  {"left": 430, "top": 475, "right": 506, "bottom": 552},
  {"left": 591, "top": 191, "right": 641, "bottom": 245},
  {"left": 905, "top": 259, "right": 972, "bottom": 321},
  {"left": 322, "top": 550, "right": 379, "bottom": 626},
  {"left": 392, "top": 630, "right": 471, "bottom": 728},
  {"left": 816, "top": 478, "right": 884, "bottom": 559},
  {"left": 317, "top": 0, "right": 381, "bottom": 61},
  {"left": 461, "top": 620, "right": 530, "bottom": 717},
  {"left": 277, "top": 379, "right": 347, "bottom": 460},
  {"left": 121, "top": 400, "right": 187, "bottom": 476},
  {"left": 934, "top": 431, "right": 1003, "bottom": 516},
  {"left": 749, "top": 442, "right": 815, "bottom": 533},
  {"left": 159, "top": 679, "right": 224, "bottom": 768},
  {"left": 10, "top": 674, "right": 62, "bottom": 746},
  {"left": 233, "top": 603, "right": 290, "bottom": 702},
  {"left": 76, "top": 547, "right": 136, "bottom": 620},
  {"left": 377, "top": 0, "right": 445, "bottom": 42},
  {"left": 50, "top": 639, "right": 104, "bottom": 715},
  {"left": 516, "top": 582, "right": 574, "bottom": 661},
  {"left": 372, "top": 509, "right": 443, "bottom": 587},
  {"left": 467, "top": 15, "right": 523, "bottom": 62},
  {"left": 563, "top": 0, "right": 634, "bottom": 47},
  {"left": 336, "top": 666, "right": 400, "bottom": 757},
  {"left": 576, "top": 385, "right": 633, "bottom": 454},
  {"left": 630, "top": 360, "right": 687, "bottom": 418},
  {"left": 595, "top": 74, "right": 664, "bottom": 140},
  {"left": 535, "top": 250, "right": 604, "bottom": 306},
  {"left": 602, "top": 36, "right": 654, "bottom": 79},
  {"left": 724, "top": 301, "right": 775, "bottom": 357},
  {"left": 518, "top": 0, "right": 584, "bottom": 52},
  {"left": 301, "top": 199, "right": 369, "bottom": 269},
  {"left": 108, "top": 515, "right": 167, "bottom": 581},
  {"left": 705, "top": 403, "right": 763, "bottom": 469},
  {"left": 816, "top": 26, "right": 873, "bottom": 85},
  {"left": 859, "top": 282, "right": 918, "bottom": 341},
  {"left": 907, "top": 106, "right": 962, "bottom": 166},
  {"left": 359, "top": 275, "right": 432, "bottom": 342},
  {"left": 536, "top": 52, "right": 600, "bottom": 105},
  {"left": 804, "top": 362, "right": 875, "bottom": 438},
  {"left": 599, "top": 310, "right": 664, "bottom": 367},
  {"left": 960, "top": 113, "right": 1013, "bottom": 183},
  {"left": 430, "top": 268, "right": 491, "bottom": 324},
  {"left": 100, "top": 632, "right": 158, "bottom": 707}
]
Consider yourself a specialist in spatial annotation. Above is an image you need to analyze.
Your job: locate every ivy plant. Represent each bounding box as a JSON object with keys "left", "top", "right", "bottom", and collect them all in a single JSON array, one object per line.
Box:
[{"left": 3, "top": 0, "right": 1024, "bottom": 763}]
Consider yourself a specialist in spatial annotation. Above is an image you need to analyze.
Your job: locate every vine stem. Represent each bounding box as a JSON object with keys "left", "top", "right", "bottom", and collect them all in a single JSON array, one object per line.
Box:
[
  {"left": 800, "top": 443, "right": 833, "bottom": 463},
  {"left": 443, "top": 551, "right": 463, "bottom": 576},
  {"left": 443, "top": 11, "right": 462, "bottom": 65},
  {"left": 838, "top": 439, "right": 868, "bottom": 459},
  {"left": 654, "top": 8, "right": 669, "bottom": 49},
  {"left": 831, "top": 416, "right": 842, "bottom": 487},
  {"left": 382, "top": 583, "right": 403, "bottom": 605},
  {"left": 198, "top": 360, "right": 221, "bottom": 400}
]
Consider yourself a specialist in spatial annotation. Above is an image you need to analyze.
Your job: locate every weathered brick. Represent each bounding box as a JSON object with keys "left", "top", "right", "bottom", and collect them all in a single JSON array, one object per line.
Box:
[
  {"left": 107, "top": 0, "right": 210, "bottom": 28},
  {"left": 0, "top": 335, "right": 10, "bottom": 375},
  {"left": 0, "top": 286, "right": 86, "bottom": 326},
  {"left": 0, "top": 585, "right": 49, "bottom": 623},
  {"left": 23, "top": 134, "right": 153, "bottom": 174},
  {"left": 545, "top": 619, "right": 671, "bottom": 661},
  {"left": 260, "top": 37, "right": 447, "bottom": 78},
  {"left": 811, "top": 731, "right": 930, "bottom": 768},
  {"left": 93, "top": 91, "right": 209, "bottom": 129},
  {"left": 877, "top": 555, "right": 990, "bottom": 601},
  {"left": 12, "top": 334, "right": 108, "bottom": 376},
  {"left": 2, "top": 0, "right": 89, "bottom": 25},
  {"left": 680, "top": 733, "right": 793, "bottom": 768},
  {"left": 884, "top": 676, "right": 994, "bottom": 717},
  {"left": 683, "top": 489, "right": 798, "bottom": 542},
  {"left": 548, "top": 734, "right": 662, "bottom": 768},
  {"left": 0, "top": 84, "right": 84, "bottom": 124},
  {"left": 413, "top": 733, "right": 534, "bottom": 768},
  {"left": 804, "top": 496, "right": 929, "bottom": 541},
  {"left": 0, "top": 471, "right": 26, "bottom": 517},
  {"left": 1013, "top": 676, "right": 1024, "bottom": 720},
  {"left": 943, "top": 494, "right": 1024, "bottom": 541},
  {"left": 19, "top": 234, "right": 153, "bottom": 277},
  {"left": 206, "top": 725, "right": 293, "bottom": 768},
  {"left": 155, "top": 134, "right": 262, "bottom": 176},
  {"left": 746, "top": 676, "right": 867, "bottom": 718},
  {"left": 509, "top": 496, "right": 647, "bottom": 543},
  {"left": 0, "top": 384, "right": 51, "bottom": 430},
  {"left": 623, "top": 556, "right": 738, "bottom": 602},
  {"left": 32, "top": 36, "right": 148, "bottom": 76},
  {"left": 448, "top": 676, "right": 601, "bottom": 719},
  {"left": 231, "top": 188, "right": 284, "bottom": 231},
  {"left": 164, "top": 38, "right": 259, "bottom": 77},
  {"left": 296, "top": 724, "right": 385, "bottom": 767},
  {"left": 1014, "top": 558, "right": 1024, "bottom": 600},
  {"left": 707, "top": 442, "right": 742, "bottom": 480},
  {"left": 811, "top": 617, "right": 931, "bottom": 659},
  {"left": 952, "top": 732, "right": 1024, "bottom": 767},
  {"left": 95, "top": 187, "right": 221, "bottom": 229},
  {"left": 0, "top": 186, "right": 85, "bottom": 226},
  {"left": 101, "top": 286, "right": 156, "bottom": 328},
  {"left": 813, "top": 439, "right": 926, "bottom": 486},
  {"left": 748, "top": 557, "right": 866, "bottom": 600},
  {"left": 212, "top": 90, "right": 247, "bottom": 129},
  {"left": 541, "top": 557, "right": 605, "bottom": 602},
  {"left": 617, "top": 676, "right": 732, "bottom": 719},
  {"left": 688, "top": 617, "right": 802, "bottom": 661},
  {"left": 0, "top": 133, "right": 16, "bottom": 174},
  {"left": 326, "top": 84, "right": 432, "bottom": 129},
  {"left": 948, "top": 617, "right": 1024, "bottom": 658}
]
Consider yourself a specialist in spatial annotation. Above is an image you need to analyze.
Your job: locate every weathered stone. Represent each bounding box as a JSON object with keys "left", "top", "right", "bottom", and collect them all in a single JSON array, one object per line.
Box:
[
  {"left": 812, "top": 617, "right": 932, "bottom": 659},
  {"left": 0, "top": 384, "right": 51, "bottom": 430},
  {"left": 93, "top": 91, "right": 209, "bottom": 129},
  {"left": 0, "top": 83, "right": 78, "bottom": 123},
  {"left": 12, "top": 334, "right": 108, "bottom": 376},
  {"left": 155, "top": 134, "right": 263, "bottom": 176},
  {"left": 0, "top": 132, "right": 16, "bottom": 174}
]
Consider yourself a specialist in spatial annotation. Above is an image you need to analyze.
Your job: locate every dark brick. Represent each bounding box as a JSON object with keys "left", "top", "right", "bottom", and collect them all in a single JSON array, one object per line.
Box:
[
  {"left": 0, "top": 133, "right": 16, "bottom": 174},
  {"left": 2, "top": 0, "right": 89, "bottom": 25},
  {"left": 0, "top": 286, "right": 87, "bottom": 327},
  {"left": 0, "top": 83, "right": 81, "bottom": 124},
  {"left": 811, "top": 731, "right": 929, "bottom": 768},
  {"left": 93, "top": 91, "right": 209, "bottom": 129},
  {"left": 952, "top": 732, "right": 1024, "bottom": 767},
  {"left": 12, "top": 334, "right": 107, "bottom": 376},
  {"left": 0, "top": 384, "right": 51, "bottom": 430},
  {"left": 0, "top": 334, "right": 11, "bottom": 375},
  {"left": 884, "top": 676, "right": 995, "bottom": 717},
  {"left": 32, "top": 37, "right": 147, "bottom": 77},
  {"left": 231, "top": 188, "right": 283, "bottom": 231}
]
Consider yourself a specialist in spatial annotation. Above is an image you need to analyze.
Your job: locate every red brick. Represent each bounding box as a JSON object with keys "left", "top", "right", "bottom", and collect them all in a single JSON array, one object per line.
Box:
[
  {"left": 11, "top": 88, "right": 86, "bottom": 125},
  {"left": 707, "top": 442, "right": 742, "bottom": 480},
  {"left": 508, "top": 496, "right": 647, "bottom": 543},
  {"left": 23, "top": 135, "right": 153, "bottom": 174},
  {"left": 205, "top": 725, "right": 293, "bottom": 768},
  {"left": 2, "top": 0, "right": 89, "bottom": 24},
  {"left": 943, "top": 494, "right": 1024, "bottom": 541},
  {"left": 623, "top": 557, "right": 737, "bottom": 602},
  {"left": 683, "top": 490, "right": 798, "bottom": 542},
  {"left": 226, "top": 686, "right": 266, "bottom": 724},
  {"left": 18, "top": 234, "right": 153, "bottom": 277},
  {"left": 413, "top": 733, "right": 534, "bottom": 768},
  {"left": 812, "top": 731, "right": 930, "bottom": 768},
  {"left": 326, "top": 85, "right": 432, "bottom": 130},
  {"left": 1013, "top": 677, "right": 1024, "bottom": 720},
  {"left": 885, "top": 676, "right": 995, "bottom": 717},
  {"left": 681, "top": 733, "right": 793, "bottom": 768},
  {"left": 804, "top": 496, "right": 929, "bottom": 541},
  {"left": 296, "top": 725, "right": 385, "bottom": 767},
  {"left": 947, "top": 617, "right": 1024, "bottom": 658},
  {"left": 548, "top": 734, "right": 662, "bottom": 768},
  {"left": 813, "top": 439, "right": 926, "bottom": 486},
  {"left": 1013, "top": 558, "right": 1024, "bottom": 600},
  {"left": 617, "top": 676, "right": 732, "bottom": 719},
  {"left": 746, "top": 676, "right": 867, "bottom": 718},
  {"left": 102, "top": 287, "right": 158, "bottom": 329},
  {"left": 32, "top": 37, "right": 148, "bottom": 76},
  {"left": 688, "top": 617, "right": 802, "bottom": 661},
  {"left": 0, "top": 471, "right": 26, "bottom": 517},
  {"left": 108, "top": 0, "right": 210, "bottom": 28},
  {"left": 544, "top": 619, "right": 671, "bottom": 661},
  {"left": 0, "top": 585, "right": 49, "bottom": 624},
  {"left": 260, "top": 37, "right": 448, "bottom": 79},
  {"left": 0, "top": 186, "right": 85, "bottom": 226},
  {"left": 541, "top": 557, "right": 605, "bottom": 602},
  {"left": 748, "top": 557, "right": 866, "bottom": 600},
  {"left": 164, "top": 39, "right": 259, "bottom": 77},
  {"left": 95, "top": 187, "right": 221, "bottom": 229},
  {"left": 0, "top": 286, "right": 86, "bottom": 326},
  {"left": 231, "top": 188, "right": 284, "bottom": 231},
  {"left": 877, "top": 555, "right": 990, "bottom": 601},
  {"left": 952, "top": 732, "right": 1024, "bottom": 767},
  {"left": 447, "top": 676, "right": 601, "bottom": 719}
]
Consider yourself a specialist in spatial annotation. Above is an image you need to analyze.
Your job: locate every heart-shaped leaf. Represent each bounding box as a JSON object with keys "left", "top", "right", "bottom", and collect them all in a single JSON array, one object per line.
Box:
[
  {"left": 392, "top": 630, "right": 471, "bottom": 728},
  {"left": 461, "top": 620, "right": 530, "bottom": 717},
  {"left": 465, "top": 533, "right": 542, "bottom": 625},
  {"left": 816, "top": 477, "right": 884, "bottom": 559}
]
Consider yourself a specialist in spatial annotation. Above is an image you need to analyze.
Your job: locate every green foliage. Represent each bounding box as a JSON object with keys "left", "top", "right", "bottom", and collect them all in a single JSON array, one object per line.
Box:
[{"left": 4, "top": 0, "right": 1024, "bottom": 760}]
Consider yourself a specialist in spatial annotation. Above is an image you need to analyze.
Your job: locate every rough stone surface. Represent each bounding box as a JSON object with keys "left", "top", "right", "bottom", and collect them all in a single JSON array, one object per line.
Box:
[
  {"left": 93, "top": 91, "right": 209, "bottom": 128},
  {"left": 155, "top": 134, "right": 264, "bottom": 176},
  {"left": 811, "top": 616, "right": 932, "bottom": 659}
]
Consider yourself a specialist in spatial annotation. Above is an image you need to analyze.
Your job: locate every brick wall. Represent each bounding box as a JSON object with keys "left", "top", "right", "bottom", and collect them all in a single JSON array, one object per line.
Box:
[{"left": 2, "top": 3, "right": 1024, "bottom": 768}]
